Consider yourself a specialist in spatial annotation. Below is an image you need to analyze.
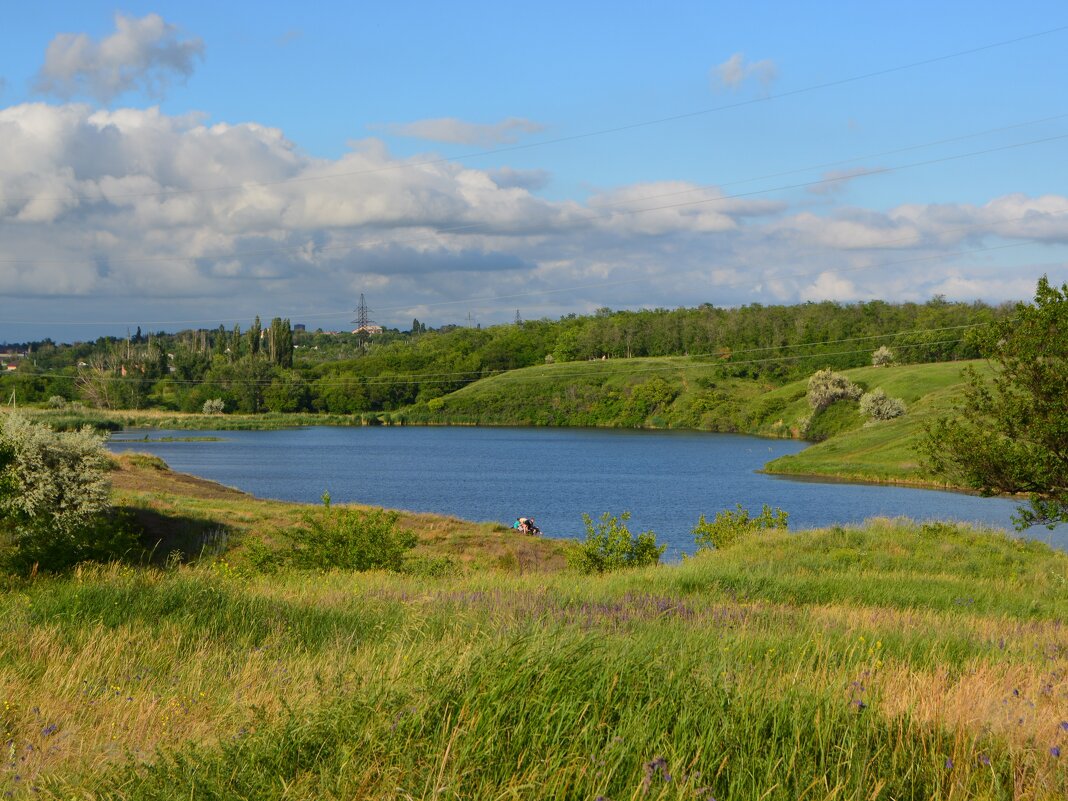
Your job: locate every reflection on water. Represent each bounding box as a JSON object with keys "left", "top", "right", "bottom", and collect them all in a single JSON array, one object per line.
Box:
[{"left": 107, "top": 426, "right": 1064, "bottom": 558}]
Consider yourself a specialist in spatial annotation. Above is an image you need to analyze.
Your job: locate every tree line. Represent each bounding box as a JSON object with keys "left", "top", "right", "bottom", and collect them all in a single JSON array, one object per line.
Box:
[{"left": 1, "top": 298, "right": 1005, "bottom": 414}]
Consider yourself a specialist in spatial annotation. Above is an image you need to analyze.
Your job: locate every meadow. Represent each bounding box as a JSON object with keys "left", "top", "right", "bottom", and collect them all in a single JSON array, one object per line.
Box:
[{"left": 1, "top": 458, "right": 1066, "bottom": 800}]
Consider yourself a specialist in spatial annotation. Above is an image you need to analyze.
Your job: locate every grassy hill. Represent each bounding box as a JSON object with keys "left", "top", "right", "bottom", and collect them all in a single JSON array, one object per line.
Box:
[
  {"left": 2, "top": 459, "right": 1065, "bottom": 799},
  {"left": 396, "top": 357, "right": 991, "bottom": 487}
]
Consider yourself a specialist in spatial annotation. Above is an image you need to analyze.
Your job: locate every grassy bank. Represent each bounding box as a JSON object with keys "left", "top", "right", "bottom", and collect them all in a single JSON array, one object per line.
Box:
[
  {"left": 6, "top": 407, "right": 377, "bottom": 433},
  {"left": 2, "top": 509, "right": 1066, "bottom": 799}
]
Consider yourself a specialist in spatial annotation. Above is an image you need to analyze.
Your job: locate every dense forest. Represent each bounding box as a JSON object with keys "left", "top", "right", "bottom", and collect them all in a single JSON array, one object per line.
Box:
[{"left": 1, "top": 298, "right": 1004, "bottom": 415}]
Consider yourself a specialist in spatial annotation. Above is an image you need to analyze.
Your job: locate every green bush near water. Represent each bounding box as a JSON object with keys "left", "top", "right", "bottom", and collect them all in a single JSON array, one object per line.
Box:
[
  {"left": 248, "top": 500, "right": 418, "bottom": 573},
  {"left": 569, "top": 510, "right": 665, "bottom": 573}
]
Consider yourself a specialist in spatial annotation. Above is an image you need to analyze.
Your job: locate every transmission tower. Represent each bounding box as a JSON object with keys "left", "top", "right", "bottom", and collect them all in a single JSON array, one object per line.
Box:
[
  {"left": 515, "top": 309, "right": 522, "bottom": 325},
  {"left": 352, "top": 293, "right": 371, "bottom": 330}
]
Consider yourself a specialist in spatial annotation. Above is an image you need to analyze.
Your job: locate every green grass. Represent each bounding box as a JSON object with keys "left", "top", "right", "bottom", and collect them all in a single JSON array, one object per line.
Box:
[
  {"left": 2, "top": 515, "right": 1066, "bottom": 800},
  {"left": 762, "top": 361, "right": 993, "bottom": 484},
  {"left": 399, "top": 356, "right": 774, "bottom": 430}
]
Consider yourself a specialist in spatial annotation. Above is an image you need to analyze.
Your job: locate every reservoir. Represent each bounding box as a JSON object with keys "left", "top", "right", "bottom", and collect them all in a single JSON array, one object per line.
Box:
[{"left": 107, "top": 426, "right": 1064, "bottom": 558}]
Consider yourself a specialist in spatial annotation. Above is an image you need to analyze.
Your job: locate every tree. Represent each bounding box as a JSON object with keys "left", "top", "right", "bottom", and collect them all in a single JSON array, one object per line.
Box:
[{"left": 921, "top": 276, "right": 1068, "bottom": 528}]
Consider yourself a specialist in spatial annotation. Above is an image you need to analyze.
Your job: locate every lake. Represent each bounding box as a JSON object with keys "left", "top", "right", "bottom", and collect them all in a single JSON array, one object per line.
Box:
[{"left": 107, "top": 426, "right": 1065, "bottom": 558}]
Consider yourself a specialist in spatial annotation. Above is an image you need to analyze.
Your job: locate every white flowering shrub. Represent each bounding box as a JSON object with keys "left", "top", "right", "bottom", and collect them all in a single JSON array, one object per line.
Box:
[
  {"left": 0, "top": 415, "right": 131, "bottom": 571},
  {"left": 871, "top": 345, "right": 895, "bottom": 367},
  {"left": 202, "top": 398, "right": 225, "bottom": 415},
  {"left": 806, "top": 369, "right": 862, "bottom": 411},
  {"left": 859, "top": 389, "right": 906, "bottom": 421}
]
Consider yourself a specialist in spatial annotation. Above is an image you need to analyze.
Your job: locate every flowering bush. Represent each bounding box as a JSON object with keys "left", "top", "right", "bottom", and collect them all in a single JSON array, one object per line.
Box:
[
  {"left": 0, "top": 415, "right": 135, "bottom": 571},
  {"left": 859, "top": 389, "right": 906, "bottom": 421},
  {"left": 806, "top": 369, "right": 862, "bottom": 411},
  {"left": 871, "top": 345, "right": 895, "bottom": 367}
]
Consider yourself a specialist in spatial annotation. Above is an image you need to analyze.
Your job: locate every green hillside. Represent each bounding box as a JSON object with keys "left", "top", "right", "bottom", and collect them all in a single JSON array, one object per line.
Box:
[{"left": 396, "top": 356, "right": 990, "bottom": 487}]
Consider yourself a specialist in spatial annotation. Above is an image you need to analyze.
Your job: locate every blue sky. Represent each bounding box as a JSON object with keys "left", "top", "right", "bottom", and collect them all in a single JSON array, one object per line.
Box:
[{"left": 1, "top": 1, "right": 1067, "bottom": 342}]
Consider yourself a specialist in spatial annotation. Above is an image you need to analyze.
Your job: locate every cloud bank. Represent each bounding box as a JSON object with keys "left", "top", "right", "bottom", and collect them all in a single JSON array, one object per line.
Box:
[{"left": 0, "top": 101, "right": 1063, "bottom": 341}]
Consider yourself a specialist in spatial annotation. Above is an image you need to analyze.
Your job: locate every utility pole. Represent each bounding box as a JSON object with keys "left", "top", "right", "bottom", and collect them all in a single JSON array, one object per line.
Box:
[{"left": 514, "top": 309, "right": 522, "bottom": 325}]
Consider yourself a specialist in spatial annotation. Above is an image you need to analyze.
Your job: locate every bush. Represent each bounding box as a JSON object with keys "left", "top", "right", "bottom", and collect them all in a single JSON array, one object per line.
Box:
[
  {"left": 202, "top": 398, "right": 225, "bottom": 415},
  {"left": 859, "top": 389, "right": 906, "bottom": 421},
  {"left": 569, "top": 511, "right": 665, "bottom": 574},
  {"left": 47, "top": 395, "right": 67, "bottom": 409},
  {"left": 871, "top": 345, "right": 895, "bottom": 367},
  {"left": 692, "top": 504, "right": 789, "bottom": 551},
  {"left": 0, "top": 415, "right": 137, "bottom": 572},
  {"left": 271, "top": 499, "right": 417, "bottom": 572},
  {"left": 806, "top": 369, "right": 862, "bottom": 411}
]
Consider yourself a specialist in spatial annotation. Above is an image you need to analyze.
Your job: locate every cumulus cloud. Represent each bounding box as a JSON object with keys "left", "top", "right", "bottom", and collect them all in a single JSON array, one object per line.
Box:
[
  {"left": 0, "top": 100, "right": 1062, "bottom": 342},
  {"left": 34, "top": 13, "right": 204, "bottom": 103},
  {"left": 378, "top": 116, "right": 545, "bottom": 146},
  {"left": 711, "top": 53, "right": 777, "bottom": 91}
]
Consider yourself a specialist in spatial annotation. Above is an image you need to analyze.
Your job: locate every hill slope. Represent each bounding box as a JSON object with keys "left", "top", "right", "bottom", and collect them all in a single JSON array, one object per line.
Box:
[{"left": 397, "top": 357, "right": 989, "bottom": 486}]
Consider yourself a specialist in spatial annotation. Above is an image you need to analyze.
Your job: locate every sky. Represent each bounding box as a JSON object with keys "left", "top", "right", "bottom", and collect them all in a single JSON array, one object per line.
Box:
[{"left": 1, "top": 1, "right": 1067, "bottom": 343}]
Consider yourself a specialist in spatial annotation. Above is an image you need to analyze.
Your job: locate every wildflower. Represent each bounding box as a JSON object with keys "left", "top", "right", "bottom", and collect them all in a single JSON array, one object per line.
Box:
[
  {"left": 40, "top": 725, "right": 58, "bottom": 737},
  {"left": 1052, "top": 746, "right": 1061, "bottom": 758},
  {"left": 978, "top": 754, "right": 991, "bottom": 766},
  {"left": 945, "top": 758, "right": 953, "bottom": 769},
  {"left": 1060, "top": 721, "right": 1068, "bottom": 732}
]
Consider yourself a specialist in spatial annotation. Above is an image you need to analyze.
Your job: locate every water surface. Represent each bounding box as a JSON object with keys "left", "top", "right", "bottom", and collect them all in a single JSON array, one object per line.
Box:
[{"left": 108, "top": 426, "right": 1063, "bottom": 558}]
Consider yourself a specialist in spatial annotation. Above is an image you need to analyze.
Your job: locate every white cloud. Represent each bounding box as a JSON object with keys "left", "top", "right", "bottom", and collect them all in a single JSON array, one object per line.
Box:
[
  {"left": 711, "top": 53, "right": 777, "bottom": 91},
  {"left": 34, "top": 13, "right": 204, "bottom": 103},
  {"left": 378, "top": 116, "right": 545, "bottom": 146},
  {"left": 799, "top": 272, "right": 861, "bottom": 302},
  {"left": 0, "top": 101, "right": 1062, "bottom": 342}
]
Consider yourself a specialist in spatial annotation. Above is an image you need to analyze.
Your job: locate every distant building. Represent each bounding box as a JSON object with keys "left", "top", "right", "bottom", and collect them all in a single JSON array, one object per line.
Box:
[
  {"left": 293, "top": 323, "right": 306, "bottom": 332},
  {"left": 351, "top": 324, "right": 383, "bottom": 336}
]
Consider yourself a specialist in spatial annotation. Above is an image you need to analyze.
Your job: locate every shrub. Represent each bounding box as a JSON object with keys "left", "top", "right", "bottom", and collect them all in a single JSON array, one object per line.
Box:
[
  {"left": 692, "top": 504, "right": 789, "bottom": 551},
  {"left": 871, "top": 345, "right": 895, "bottom": 367},
  {"left": 806, "top": 369, "right": 862, "bottom": 411},
  {"left": 278, "top": 502, "right": 417, "bottom": 572},
  {"left": 859, "top": 389, "right": 906, "bottom": 421},
  {"left": 0, "top": 415, "right": 137, "bottom": 572},
  {"left": 47, "top": 395, "right": 67, "bottom": 409},
  {"left": 569, "top": 511, "right": 665, "bottom": 574},
  {"left": 202, "top": 398, "right": 225, "bottom": 415}
]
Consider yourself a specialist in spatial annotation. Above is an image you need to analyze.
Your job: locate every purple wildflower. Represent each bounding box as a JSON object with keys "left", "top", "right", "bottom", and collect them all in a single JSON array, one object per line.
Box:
[
  {"left": 979, "top": 754, "right": 991, "bottom": 766},
  {"left": 40, "top": 724, "right": 58, "bottom": 737},
  {"left": 945, "top": 758, "right": 953, "bottom": 769},
  {"left": 1052, "top": 746, "right": 1061, "bottom": 758},
  {"left": 1060, "top": 721, "right": 1068, "bottom": 732}
]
